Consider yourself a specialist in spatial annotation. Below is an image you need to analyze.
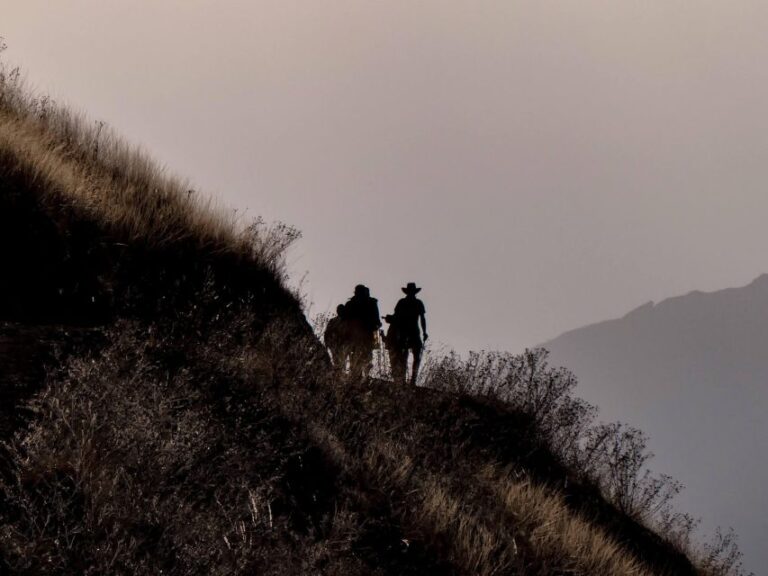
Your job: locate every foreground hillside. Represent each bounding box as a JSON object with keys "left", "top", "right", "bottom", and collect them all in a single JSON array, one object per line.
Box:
[
  {"left": 544, "top": 278, "right": 768, "bottom": 573},
  {"left": 0, "top": 62, "right": 742, "bottom": 575}
]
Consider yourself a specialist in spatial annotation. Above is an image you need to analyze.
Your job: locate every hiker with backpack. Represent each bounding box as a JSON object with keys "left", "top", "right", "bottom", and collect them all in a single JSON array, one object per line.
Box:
[{"left": 343, "top": 284, "right": 382, "bottom": 379}]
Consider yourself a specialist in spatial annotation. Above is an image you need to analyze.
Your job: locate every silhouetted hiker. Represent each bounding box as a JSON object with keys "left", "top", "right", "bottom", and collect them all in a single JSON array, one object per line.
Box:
[
  {"left": 382, "top": 314, "right": 407, "bottom": 385},
  {"left": 324, "top": 304, "right": 350, "bottom": 371},
  {"left": 344, "top": 284, "right": 381, "bottom": 379},
  {"left": 394, "top": 282, "right": 428, "bottom": 386}
]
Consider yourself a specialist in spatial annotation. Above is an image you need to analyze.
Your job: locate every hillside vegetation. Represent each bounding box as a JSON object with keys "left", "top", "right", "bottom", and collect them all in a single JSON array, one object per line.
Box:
[
  {"left": 0, "top": 53, "right": 746, "bottom": 575},
  {"left": 542, "top": 277, "right": 768, "bottom": 572}
]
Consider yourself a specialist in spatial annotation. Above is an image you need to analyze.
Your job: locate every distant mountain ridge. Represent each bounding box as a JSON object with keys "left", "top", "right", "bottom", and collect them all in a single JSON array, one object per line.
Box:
[{"left": 543, "top": 275, "right": 768, "bottom": 574}]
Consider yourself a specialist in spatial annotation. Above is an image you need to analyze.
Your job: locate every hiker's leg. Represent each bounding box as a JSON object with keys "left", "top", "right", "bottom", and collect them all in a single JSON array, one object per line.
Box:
[
  {"left": 386, "top": 347, "right": 396, "bottom": 381},
  {"left": 399, "top": 350, "right": 409, "bottom": 385},
  {"left": 391, "top": 349, "right": 407, "bottom": 385},
  {"left": 363, "top": 340, "right": 374, "bottom": 378},
  {"left": 340, "top": 345, "right": 350, "bottom": 374},
  {"left": 350, "top": 339, "right": 372, "bottom": 380},
  {"left": 410, "top": 343, "right": 423, "bottom": 386},
  {"left": 333, "top": 346, "right": 349, "bottom": 376},
  {"left": 350, "top": 345, "right": 364, "bottom": 379}
]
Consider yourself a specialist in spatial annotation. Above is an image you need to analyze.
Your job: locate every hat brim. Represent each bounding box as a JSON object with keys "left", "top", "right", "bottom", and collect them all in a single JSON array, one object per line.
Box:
[{"left": 402, "top": 287, "right": 422, "bottom": 294}]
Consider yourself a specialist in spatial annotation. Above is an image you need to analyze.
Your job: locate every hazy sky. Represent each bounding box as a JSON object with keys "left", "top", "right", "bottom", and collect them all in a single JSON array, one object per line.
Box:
[{"left": 5, "top": 1, "right": 768, "bottom": 354}]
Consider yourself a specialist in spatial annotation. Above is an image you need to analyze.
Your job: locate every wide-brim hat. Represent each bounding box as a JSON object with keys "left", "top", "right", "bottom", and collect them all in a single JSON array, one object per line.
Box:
[{"left": 402, "top": 282, "right": 422, "bottom": 295}]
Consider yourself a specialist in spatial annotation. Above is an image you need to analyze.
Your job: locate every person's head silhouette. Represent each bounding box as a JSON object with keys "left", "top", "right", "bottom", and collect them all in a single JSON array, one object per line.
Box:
[{"left": 401, "top": 282, "right": 421, "bottom": 296}]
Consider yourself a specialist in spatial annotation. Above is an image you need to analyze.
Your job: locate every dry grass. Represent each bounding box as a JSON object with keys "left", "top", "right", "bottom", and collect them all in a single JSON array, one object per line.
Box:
[
  {"left": 478, "top": 465, "right": 651, "bottom": 576},
  {"left": 364, "top": 439, "right": 515, "bottom": 576},
  {"left": 284, "top": 373, "right": 675, "bottom": 576},
  {"left": 0, "top": 64, "right": 296, "bottom": 275},
  {"left": 0, "top": 313, "right": 366, "bottom": 575},
  {"left": 357, "top": 437, "right": 655, "bottom": 576},
  {"left": 0, "top": 109, "right": 239, "bottom": 249}
]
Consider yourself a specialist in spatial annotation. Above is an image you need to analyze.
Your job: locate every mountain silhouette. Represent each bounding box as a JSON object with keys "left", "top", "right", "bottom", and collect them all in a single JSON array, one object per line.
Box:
[{"left": 543, "top": 275, "right": 768, "bottom": 573}]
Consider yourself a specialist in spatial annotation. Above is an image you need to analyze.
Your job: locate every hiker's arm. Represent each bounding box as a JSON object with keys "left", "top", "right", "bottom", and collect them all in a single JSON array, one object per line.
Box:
[{"left": 421, "top": 313, "right": 428, "bottom": 341}]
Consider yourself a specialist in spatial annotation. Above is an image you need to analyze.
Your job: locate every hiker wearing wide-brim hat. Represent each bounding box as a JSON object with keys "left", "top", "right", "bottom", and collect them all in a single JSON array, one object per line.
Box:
[{"left": 392, "top": 282, "right": 428, "bottom": 386}]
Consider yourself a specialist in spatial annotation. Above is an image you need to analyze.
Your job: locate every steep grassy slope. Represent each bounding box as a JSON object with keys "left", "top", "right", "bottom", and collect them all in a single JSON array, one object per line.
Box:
[
  {"left": 0, "top": 101, "right": 299, "bottom": 324},
  {"left": 0, "top": 66, "right": 725, "bottom": 575}
]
